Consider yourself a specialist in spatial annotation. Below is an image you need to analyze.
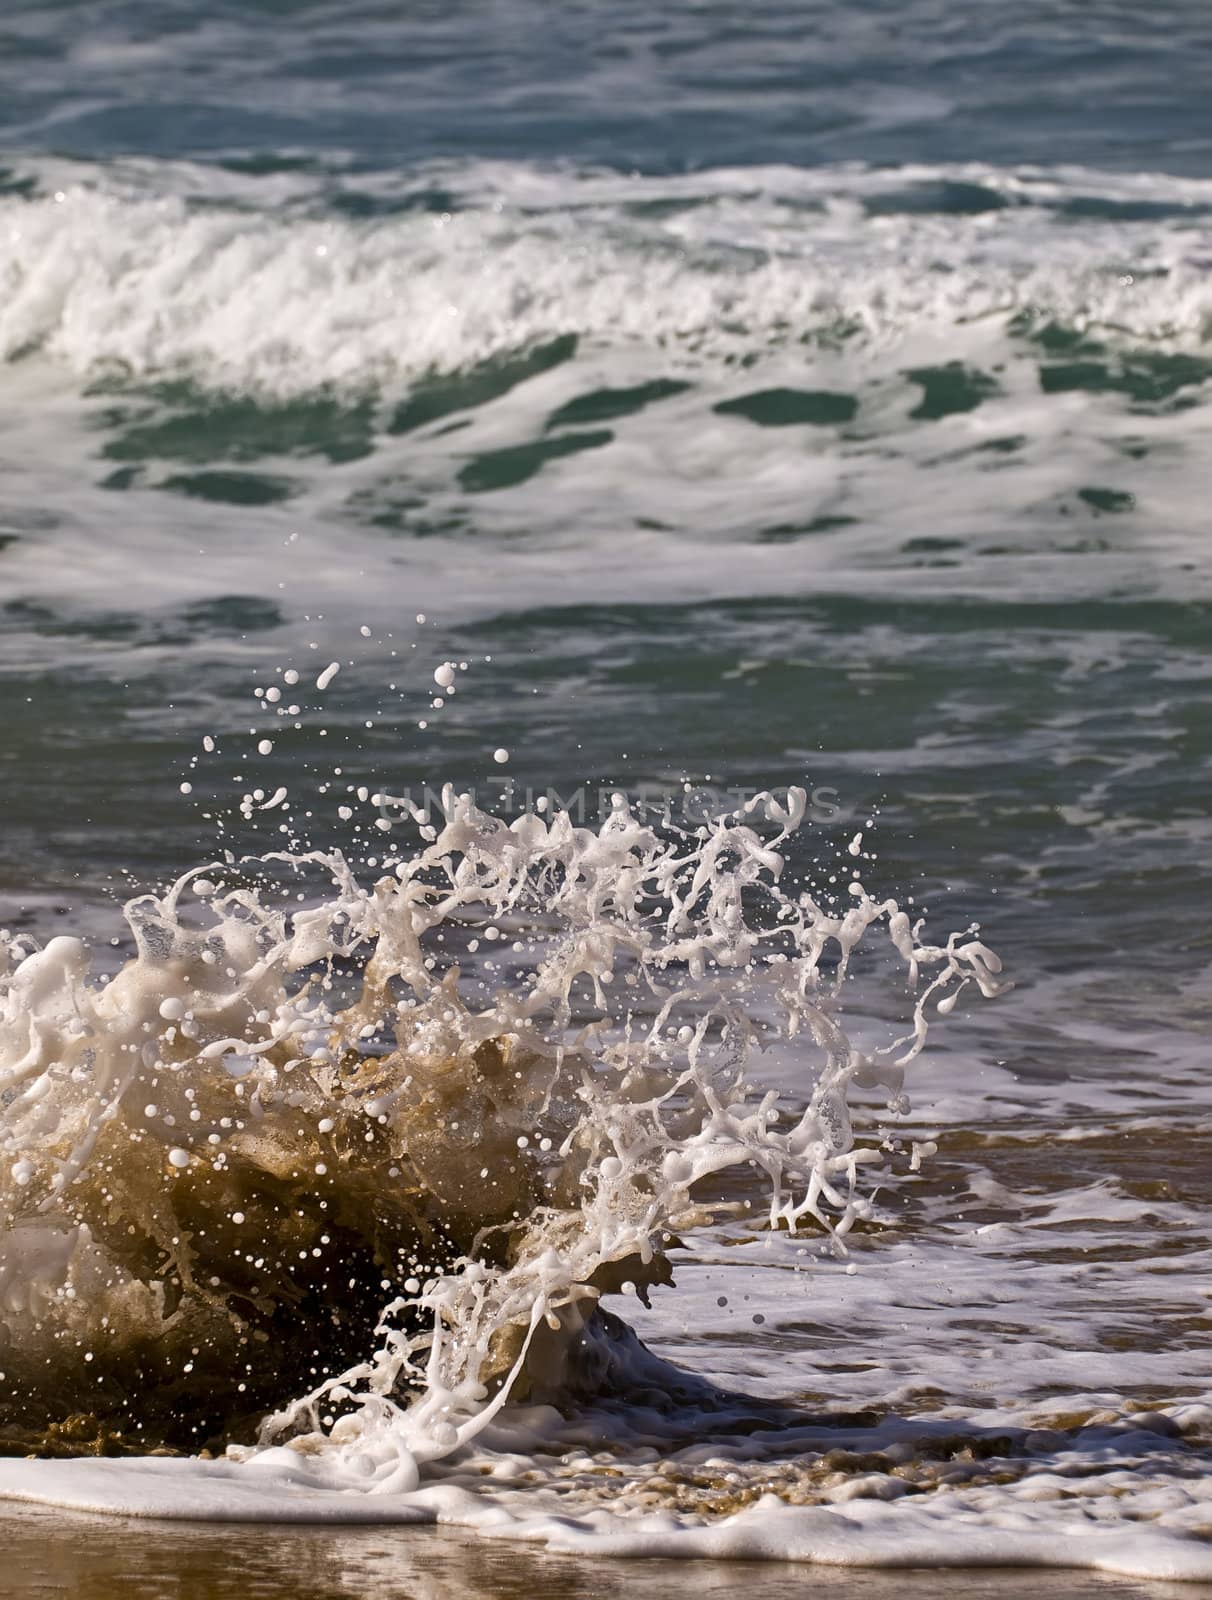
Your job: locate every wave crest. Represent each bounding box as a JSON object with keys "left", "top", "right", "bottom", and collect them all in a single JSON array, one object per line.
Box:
[{"left": 2, "top": 159, "right": 1209, "bottom": 397}]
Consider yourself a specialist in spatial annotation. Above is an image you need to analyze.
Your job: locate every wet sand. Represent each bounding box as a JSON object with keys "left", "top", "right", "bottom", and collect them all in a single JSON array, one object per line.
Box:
[{"left": 3, "top": 1502, "right": 1210, "bottom": 1600}]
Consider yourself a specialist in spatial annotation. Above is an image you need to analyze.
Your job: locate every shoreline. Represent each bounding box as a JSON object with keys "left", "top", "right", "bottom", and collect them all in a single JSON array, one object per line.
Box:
[{"left": 4, "top": 1501, "right": 1211, "bottom": 1600}]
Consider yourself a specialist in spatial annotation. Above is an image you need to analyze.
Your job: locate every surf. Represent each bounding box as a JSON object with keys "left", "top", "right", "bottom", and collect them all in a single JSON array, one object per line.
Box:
[{"left": 0, "top": 772, "right": 1005, "bottom": 1458}]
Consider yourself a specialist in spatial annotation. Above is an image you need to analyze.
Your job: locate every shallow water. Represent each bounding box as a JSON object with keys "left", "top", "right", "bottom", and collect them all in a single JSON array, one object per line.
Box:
[
  {"left": 6, "top": 1502, "right": 1210, "bottom": 1600},
  {"left": 2, "top": 0, "right": 1212, "bottom": 1586}
]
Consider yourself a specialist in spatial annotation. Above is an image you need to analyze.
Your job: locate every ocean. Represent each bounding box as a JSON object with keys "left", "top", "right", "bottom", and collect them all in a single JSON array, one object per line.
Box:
[{"left": 2, "top": 2, "right": 1212, "bottom": 1590}]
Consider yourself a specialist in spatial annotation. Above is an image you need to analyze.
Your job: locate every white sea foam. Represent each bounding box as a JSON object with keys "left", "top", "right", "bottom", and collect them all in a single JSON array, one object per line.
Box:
[
  {"left": 0, "top": 154, "right": 1209, "bottom": 667},
  {"left": 2, "top": 1405, "right": 1211, "bottom": 1582},
  {"left": 1, "top": 158, "right": 1210, "bottom": 394}
]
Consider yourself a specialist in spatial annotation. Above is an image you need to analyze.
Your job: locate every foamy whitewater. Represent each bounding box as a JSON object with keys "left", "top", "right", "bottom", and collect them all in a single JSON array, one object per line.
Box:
[{"left": 3, "top": 151, "right": 1212, "bottom": 689}]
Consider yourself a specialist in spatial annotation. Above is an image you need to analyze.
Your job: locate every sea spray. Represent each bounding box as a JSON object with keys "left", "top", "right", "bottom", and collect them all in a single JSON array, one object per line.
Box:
[{"left": 0, "top": 781, "right": 1007, "bottom": 1457}]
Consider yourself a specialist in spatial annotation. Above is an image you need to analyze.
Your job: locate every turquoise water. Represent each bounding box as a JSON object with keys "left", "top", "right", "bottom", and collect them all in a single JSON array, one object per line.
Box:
[{"left": 2, "top": 2, "right": 1212, "bottom": 1578}]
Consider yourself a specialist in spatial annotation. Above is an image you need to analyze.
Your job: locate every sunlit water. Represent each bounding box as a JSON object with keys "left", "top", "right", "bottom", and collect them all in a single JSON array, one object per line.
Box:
[{"left": 2, "top": 0, "right": 1211, "bottom": 1586}]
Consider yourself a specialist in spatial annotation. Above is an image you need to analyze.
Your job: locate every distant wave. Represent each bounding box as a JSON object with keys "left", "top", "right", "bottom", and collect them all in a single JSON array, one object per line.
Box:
[{"left": 2, "top": 157, "right": 1210, "bottom": 397}]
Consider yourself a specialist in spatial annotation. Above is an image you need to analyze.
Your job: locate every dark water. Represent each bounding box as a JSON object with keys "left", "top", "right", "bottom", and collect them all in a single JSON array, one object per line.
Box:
[{"left": 4, "top": 1, "right": 1212, "bottom": 175}]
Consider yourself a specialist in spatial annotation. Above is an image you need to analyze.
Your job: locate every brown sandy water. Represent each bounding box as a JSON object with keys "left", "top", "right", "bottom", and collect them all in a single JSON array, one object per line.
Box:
[{"left": 3, "top": 1501, "right": 1211, "bottom": 1600}]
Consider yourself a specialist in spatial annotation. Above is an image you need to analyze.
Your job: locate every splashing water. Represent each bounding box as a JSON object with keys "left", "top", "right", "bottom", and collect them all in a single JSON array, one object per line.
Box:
[
  {"left": 0, "top": 778, "right": 1006, "bottom": 1470},
  {"left": 8, "top": 775, "right": 1212, "bottom": 1585}
]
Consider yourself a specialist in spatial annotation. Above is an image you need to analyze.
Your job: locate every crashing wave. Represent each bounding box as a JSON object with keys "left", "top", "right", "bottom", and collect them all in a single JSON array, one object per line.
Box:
[
  {"left": 2, "top": 158, "right": 1210, "bottom": 395},
  {"left": 0, "top": 781, "right": 1006, "bottom": 1462}
]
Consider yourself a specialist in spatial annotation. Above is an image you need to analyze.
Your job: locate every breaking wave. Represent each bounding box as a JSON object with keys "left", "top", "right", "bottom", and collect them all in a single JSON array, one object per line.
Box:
[
  {"left": 2, "top": 157, "right": 1211, "bottom": 396},
  {"left": 0, "top": 779, "right": 1004, "bottom": 1456}
]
